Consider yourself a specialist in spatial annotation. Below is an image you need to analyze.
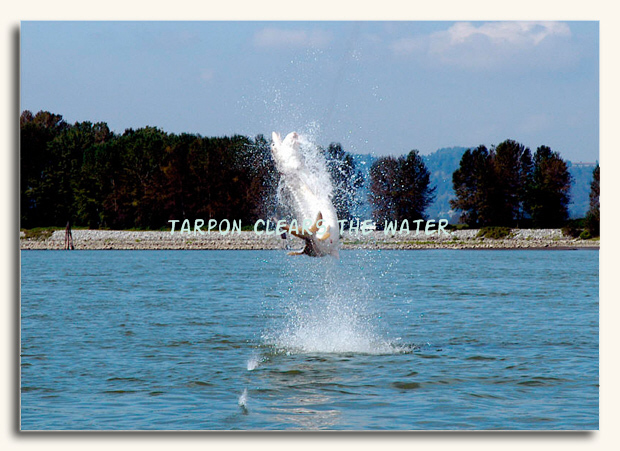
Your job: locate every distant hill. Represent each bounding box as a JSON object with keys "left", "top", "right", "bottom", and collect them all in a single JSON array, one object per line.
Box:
[
  {"left": 349, "top": 153, "right": 376, "bottom": 220},
  {"left": 351, "top": 148, "right": 596, "bottom": 223},
  {"left": 567, "top": 162, "right": 597, "bottom": 219},
  {"left": 422, "top": 147, "right": 468, "bottom": 222}
]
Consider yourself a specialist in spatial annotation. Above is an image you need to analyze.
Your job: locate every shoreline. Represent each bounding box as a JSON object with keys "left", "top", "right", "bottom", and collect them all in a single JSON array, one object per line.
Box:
[{"left": 19, "top": 229, "right": 600, "bottom": 251}]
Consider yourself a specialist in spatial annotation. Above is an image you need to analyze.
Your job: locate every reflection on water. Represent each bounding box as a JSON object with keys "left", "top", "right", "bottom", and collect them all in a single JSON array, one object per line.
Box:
[
  {"left": 250, "top": 354, "right": 348, "bottom": 430},
  {"left": 271, "top": 403, "right": 341, "bottom": 431}
]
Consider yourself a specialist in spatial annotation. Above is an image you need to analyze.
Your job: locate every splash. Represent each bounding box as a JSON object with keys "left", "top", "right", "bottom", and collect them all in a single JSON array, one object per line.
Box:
[
  {"left": 246, "top": 355, "right": 261, "bottom": 371},
  {"left": 238, "top": 388, "right": 249, "bottom": 412},
  {"left": 263, "top": 133, "right": 409, "bottom": 355},
  {"left": 274, "top": 132, "right": 335, "bottom": 212},
  {"left": 264, "top": 295, "right": 406, "bottom": 355},
  {"left": 262, "top": 255, "right": 411, "bottom": 355}
]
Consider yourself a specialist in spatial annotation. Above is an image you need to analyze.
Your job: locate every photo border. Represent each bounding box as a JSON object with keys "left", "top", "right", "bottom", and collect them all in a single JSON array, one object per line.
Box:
[{"left": 4, "top": 1, "right": 616, "bottom": 449}]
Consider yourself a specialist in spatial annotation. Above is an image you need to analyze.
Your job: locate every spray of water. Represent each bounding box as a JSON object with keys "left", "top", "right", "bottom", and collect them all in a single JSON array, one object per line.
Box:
[
  {"left": 262, "top": 131, "right": 412, "bottom": 355},
  {"left": 238, "top": 388, "right": 249, "bottom": 412},
  {"left": 262, "top": 254, "right": 412, "bottom": 355},
  {"left": 274, "top": 133, "right": 334, "bottom": 223},
  {"left": 246, "top": 355, "right": 261, "bottom": 371}
]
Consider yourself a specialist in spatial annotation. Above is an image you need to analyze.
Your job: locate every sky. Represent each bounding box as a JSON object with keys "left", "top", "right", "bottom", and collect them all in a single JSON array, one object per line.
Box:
[{"left": 20, "top": 21, "right": 599, "bottom": 162}]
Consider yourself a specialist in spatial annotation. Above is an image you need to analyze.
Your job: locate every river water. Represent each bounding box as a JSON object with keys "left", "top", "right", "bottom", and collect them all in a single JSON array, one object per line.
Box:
[{"left": 20, "top": 249, "right": 598, "bottom": 430}]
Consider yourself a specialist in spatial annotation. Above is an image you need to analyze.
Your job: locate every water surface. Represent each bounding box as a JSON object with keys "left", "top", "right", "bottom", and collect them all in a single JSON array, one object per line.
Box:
[{"left": 20, "top": 249, "right": 598, "bottom": 430}]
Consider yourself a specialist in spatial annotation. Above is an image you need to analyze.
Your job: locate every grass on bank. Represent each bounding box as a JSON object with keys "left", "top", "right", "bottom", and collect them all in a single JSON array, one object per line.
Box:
[
  {"left": 20, "top": 227, "right": 65, "bottom": 240},
  {"left": 20, "top": 225, "right": 170, "bottom": 240},
  {"left": 476, "top": 227, "right": 513, "bottom": 239}
]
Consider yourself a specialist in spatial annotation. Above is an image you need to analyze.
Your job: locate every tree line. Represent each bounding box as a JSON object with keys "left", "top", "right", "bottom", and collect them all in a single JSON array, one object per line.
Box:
[
  {"left": 20, "top": 110, "right": 599, "bottom": 234},
  {"left": 369, "top": 139, "right": 599, "bottom": 234},
  {"left": 20, "top": 110, "right": 361, "bottom": 230},
  {"left": 451, "top": 140, "right": 570, "bottom": 228},
  {"left": 20, "top": 111, "right": 276, "bottom": 229}
]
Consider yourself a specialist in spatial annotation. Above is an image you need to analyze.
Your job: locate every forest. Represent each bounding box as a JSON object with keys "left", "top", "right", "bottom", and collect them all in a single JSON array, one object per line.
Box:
[{"left": 20, "top": 110, "right": 600, "bottom": 236}]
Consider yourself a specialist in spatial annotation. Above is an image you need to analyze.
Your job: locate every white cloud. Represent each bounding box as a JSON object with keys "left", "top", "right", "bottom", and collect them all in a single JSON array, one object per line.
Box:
[
  {"left": 444, "top": 21, "right": 570, "bottom": 46},
  {"left": 253, "top": 27, "right": 332, "bottom": 50},
  {"left": 391, "top": 21, "right": 576, "bottom": 70}
]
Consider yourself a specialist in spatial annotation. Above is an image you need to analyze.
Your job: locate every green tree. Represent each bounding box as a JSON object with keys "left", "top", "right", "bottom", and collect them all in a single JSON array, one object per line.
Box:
[
  {"left": 242, "top": 134, "right": 278, "bottom": 221},
  {"left": 74, "top": 122, "right": 116, "bottom": 228},
  {"left": 369, "top": 156, "right": 399, "bottom": 228},
  {"left": 324, "top": 143, "right": 364, "bottom": 222},
  {"left": 21, "top": 110, "right": 366, "bottom": 230},
  {"left": 369, "top": 150, "right": 435, "bottom": 227},
  {"left": 585, "top": 163, "right": 600, "bottom": 236},
  {"left": 395, "top": 150, "right": 436, "bottom": 220},
  {"left": 492, "top": 139, "right": 533, "bottom": 226},
  {"left": 34, "top": 120, "right": 105, "bottom": 227},
  {"left": 203, "top": 135, "right": 256, "bottom": 223},
  {"left": 20, "top": 110, "right": 69, "bottom": 228},
  {"left": 450, "top": 145, "right": 496, "bottom": 227},
  {"left": 160, "top": 133, "right": 198, "bottom": 222},
  {"left": 107, "top": 127, "right": 169, "bottom": 228},
  {"left": 528, "top": 146, "right": 571, "bottom": 228},
  {"left": 451, "top": 140, "right": 535, "bottom": 227}
]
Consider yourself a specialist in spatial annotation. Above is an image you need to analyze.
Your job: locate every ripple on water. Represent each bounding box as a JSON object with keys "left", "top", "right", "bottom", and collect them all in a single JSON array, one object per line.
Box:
[
  {"left": 20, "top": 249, "right": 599, "bottom": 430},
  {"left": 392, "top": 381, "right": 423, "bottom": 390}
]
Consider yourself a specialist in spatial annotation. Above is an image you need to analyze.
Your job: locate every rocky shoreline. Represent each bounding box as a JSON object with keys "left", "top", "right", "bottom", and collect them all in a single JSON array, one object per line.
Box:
[{"left": 19, "top": 229, "right": 599, "bottom": 250}]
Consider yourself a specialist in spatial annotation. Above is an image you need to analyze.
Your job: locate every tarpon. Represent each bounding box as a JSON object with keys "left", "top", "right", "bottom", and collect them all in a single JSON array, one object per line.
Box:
[{"left": 271, "top": 131, "right": 340, "bottom": 258}]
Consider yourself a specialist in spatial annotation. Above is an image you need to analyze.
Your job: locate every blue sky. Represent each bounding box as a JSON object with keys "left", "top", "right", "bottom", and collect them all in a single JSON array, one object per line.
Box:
[{"left": 21, "top": 21, "right": 599, "bottom": 161}]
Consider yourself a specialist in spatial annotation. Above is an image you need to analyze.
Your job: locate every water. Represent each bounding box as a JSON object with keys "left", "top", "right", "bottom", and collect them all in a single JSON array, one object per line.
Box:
[{"left": 20, "top": 249, "right": 598, "bottom": 430}]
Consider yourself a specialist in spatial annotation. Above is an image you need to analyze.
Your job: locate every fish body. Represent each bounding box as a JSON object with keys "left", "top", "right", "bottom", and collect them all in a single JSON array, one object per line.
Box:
[{"left": 271, "top": 131, "right": 340, "bottom": 258}]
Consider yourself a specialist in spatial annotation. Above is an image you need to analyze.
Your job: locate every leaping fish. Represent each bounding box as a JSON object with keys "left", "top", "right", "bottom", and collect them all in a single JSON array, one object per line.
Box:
[{"left": 271, "top": 131, "right": 340, "bottom": 258}]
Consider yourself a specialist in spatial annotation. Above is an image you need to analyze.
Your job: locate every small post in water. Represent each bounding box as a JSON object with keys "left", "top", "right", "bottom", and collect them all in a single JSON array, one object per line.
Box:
[{"left": 64, "top": 220, "right": 74, "bottom": 250}]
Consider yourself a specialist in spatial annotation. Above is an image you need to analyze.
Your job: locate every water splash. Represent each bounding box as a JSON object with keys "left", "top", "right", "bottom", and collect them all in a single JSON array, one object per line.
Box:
[
  {"left": 265, "top": 298, "right": 405, "bottom": 355},
  {"left": 264, "top": 134, "right": 410, "bottom": 355},
  {"left": 262, "top": 254, "right": 412, "bottom": 355},
  {"left": 246, "top": 355, "right": 261, "bottom": 371},
  {"left": 238, "top": 388, "right": 249, "bottom": 411},
  {"left": 271, "top": 131, "right": 340, "bottom": 257},
  {"left": 274, "top": 133, "right": 335, "bottom": 223}
]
